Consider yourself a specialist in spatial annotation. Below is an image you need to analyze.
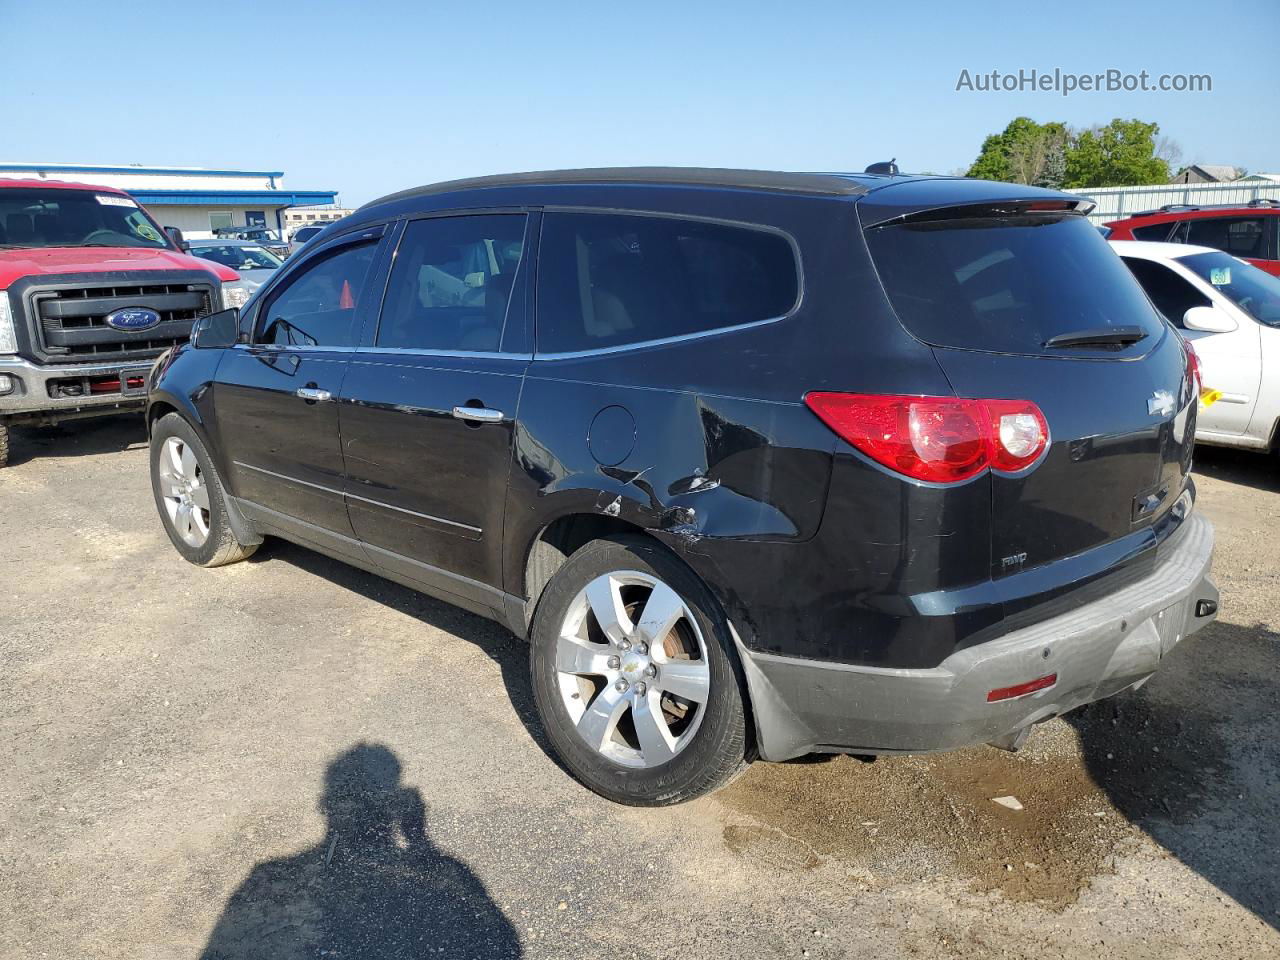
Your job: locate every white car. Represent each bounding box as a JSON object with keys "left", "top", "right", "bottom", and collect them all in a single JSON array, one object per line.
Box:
[{"left": 1111, "top": 240, "right": 1280, "bottom": 453}]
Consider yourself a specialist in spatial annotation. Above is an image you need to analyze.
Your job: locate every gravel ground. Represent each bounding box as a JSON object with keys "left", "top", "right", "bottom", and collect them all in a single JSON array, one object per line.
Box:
[{"left": 1, "top": 415, "right": 1277, "bottom": 959}]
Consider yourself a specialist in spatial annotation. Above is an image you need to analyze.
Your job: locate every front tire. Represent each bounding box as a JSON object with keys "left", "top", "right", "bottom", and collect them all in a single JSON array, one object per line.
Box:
[
  {"left": 0, "top": 421, "right": 9, "bottom": 468},
  {"left": 150, "top": 412, "right": 257, "bottom": 567},
  {"left": 530, "top": 535, "right": 751, "bottom": 805}
]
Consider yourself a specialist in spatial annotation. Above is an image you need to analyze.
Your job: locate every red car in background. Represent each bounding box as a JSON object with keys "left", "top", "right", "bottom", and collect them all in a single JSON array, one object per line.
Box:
[{"left": 1106, "top": 199, "right": 1280, "bottom": 276}]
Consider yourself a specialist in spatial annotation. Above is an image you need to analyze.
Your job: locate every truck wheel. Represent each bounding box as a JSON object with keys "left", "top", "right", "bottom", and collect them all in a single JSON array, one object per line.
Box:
[
  {"left": 0, "top": 421, "right": 8, "bottom": 468},
  {"left": 150, "top": 412, "right": 257, "bottom": 567},
  {"left": 530, "top": 534, "right": 751, "bottom": 805}
]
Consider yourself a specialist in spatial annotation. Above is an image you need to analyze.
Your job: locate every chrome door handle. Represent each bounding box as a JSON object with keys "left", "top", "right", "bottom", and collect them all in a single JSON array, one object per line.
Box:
[
  {"left": 452, "top": 405, "right": 504, "bottom": 423},
  {"left": 296, "top": 387, "right": 333, "bottom": 402}
]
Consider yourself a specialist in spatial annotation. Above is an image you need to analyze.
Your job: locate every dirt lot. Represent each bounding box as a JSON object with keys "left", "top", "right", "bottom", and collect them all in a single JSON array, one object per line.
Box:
[{"left": 1, "top": 415, "right": 1277, "bottom": 959}]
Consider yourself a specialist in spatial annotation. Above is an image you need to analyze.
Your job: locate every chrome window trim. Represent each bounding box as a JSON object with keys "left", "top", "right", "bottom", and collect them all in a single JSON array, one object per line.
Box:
[
  {"left": 352, "top": 346, "right": 533, "bottom": 361},
  {"left": 532, "top": 207, "right": 804, "bottom": 360},
  {"left": 231, "top": 343, "right": 358, "bottom": 355},
  {"left": 233, "top": 460, "right": 481, "bottom": 535},
  {"left": 531, "top": 315, "right": 785, "bottom": 361}
]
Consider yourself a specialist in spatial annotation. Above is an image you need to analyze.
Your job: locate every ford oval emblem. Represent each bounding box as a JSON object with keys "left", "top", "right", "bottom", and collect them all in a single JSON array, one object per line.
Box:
[{"left": 105, "top": 307, "right": 162, "bottom": 331}]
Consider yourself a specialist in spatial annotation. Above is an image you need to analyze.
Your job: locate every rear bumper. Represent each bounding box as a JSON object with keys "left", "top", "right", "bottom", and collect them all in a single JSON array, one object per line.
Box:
[
  {"left": 738, "top": 512, "right": 1218, "bottom": 761},
  {"left": 0, "top": 355, "right": 151, "bottom": 419}
]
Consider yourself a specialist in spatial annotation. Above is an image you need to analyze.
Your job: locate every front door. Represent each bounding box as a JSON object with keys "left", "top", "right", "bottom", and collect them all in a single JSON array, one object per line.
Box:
[
  {"left": 214, "top": 228, "right": 384, "bottom": 540},
  {"left": 339, "top": 213, "right": 532, "bottom": 612}
]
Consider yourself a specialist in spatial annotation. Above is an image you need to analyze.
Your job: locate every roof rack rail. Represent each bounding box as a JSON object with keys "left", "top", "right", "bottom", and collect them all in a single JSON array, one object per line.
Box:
[{"left": 1247, "top": 197, "right": 1280, "bottom": 208}]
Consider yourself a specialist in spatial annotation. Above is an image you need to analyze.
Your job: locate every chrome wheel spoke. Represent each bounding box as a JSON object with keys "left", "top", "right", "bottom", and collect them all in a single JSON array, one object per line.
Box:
[
  {"left": 631, "top": 691, "right": 677, "bottom": 765},
  {"left": 189, "top": 481, "right": 210, "bottom": 510},
  {"left": 634, "top": 581, "right": 686, "bottom": 651},
  {"left": 179, "top": 444, "right": 198, "bottom": 481},
  {"left": 585, "top": 574, "right": 631, "bottom": 645},
  {"left": 656, "top": 659, "right": 710, "bottom": 704},
  {"left": 556, "top": 634, "right": 611, "bottom": 676},
  {"left": 176, "top": 503, "right": 194, "bottom": 540},
  {"left": 165, "top": 438, "right": 185, "bottom": 479},
  {"left": 576, "top": 686, "right": 628, "bottom": 751}
]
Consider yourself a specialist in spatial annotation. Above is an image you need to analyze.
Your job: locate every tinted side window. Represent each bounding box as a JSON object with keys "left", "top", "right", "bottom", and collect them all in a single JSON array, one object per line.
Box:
[
  {"left": 376, "top": 214, "right": 527, "bottom": 352},
  {"left": 1131, "top": 223, "right": 1173, "bottom": 241},
  {"left": 536, "top": 212, "right": 798, "bottom": 353},
  {"left": 1182, "top": 216, "right": 1267, "bottom": 258},
  {"left": 1121, "top": 257, "right": 1210, "bottom": 326},
  {"left": 258, "top": 241, "right": 376, "bottom": 347}
]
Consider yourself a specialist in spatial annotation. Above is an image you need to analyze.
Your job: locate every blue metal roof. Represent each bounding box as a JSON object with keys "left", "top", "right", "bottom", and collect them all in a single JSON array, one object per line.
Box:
[
  {"left": 0, "top": 162, "right": 286, "bottom": 178},
  {"left": 128, "top": 189, "right": 338, "bottom": 206}
]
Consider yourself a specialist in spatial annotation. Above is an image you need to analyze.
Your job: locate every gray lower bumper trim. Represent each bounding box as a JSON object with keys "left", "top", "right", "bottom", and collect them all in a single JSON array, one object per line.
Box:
[
  {"left": 0, "top": 355, "right": 152, "bottom": 417},
  {"left": 738, "top": 513, "right": 1218, "bottom": 761}
]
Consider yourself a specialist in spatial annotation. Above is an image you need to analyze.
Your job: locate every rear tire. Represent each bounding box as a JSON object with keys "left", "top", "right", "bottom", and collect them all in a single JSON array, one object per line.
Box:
[
  {"left": 150, "top": 412, "right": 257, "bottom": 567},
  {"left": 530, "top": 534, "right": 751, "bottom": 805}
]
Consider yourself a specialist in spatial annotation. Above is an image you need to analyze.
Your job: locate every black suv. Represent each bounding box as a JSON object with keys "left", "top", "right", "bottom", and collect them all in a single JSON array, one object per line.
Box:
[{"left": 147, "top": 168, "right": 1219, "bottom": 805}]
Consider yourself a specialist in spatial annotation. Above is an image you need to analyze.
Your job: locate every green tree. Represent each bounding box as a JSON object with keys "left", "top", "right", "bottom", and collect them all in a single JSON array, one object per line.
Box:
[
  {"left": 1035, "top": 140, "right": 1067, "bottom": 190},
  {"left": 967, "top": 117, "right": 1175, "bottom": 189},
  {"left": 1063, "top": 119, "right": 1171, "bottom": 187},
  {"left": 967, "top": 117, "right": 1067, "bottom": 185}
]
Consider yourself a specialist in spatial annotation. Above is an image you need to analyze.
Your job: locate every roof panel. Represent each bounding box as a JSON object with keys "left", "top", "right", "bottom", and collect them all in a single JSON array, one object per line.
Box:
[{"left": 364, "top": 167, "right": 878, "bottom": 209}]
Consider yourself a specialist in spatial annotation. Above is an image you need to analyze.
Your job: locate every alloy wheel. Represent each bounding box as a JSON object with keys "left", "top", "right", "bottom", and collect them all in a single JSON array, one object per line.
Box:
[
  {"left": 157, "top": 436, "right": 212, "bottom": 548},
  {"left": 555, "top": 571, "right": 710, "bottom": 768}
]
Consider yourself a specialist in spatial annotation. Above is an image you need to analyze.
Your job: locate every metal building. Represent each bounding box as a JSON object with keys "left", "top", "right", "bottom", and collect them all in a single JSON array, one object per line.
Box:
[{"left": 0, "top": 162, "right": 338, "bottom": 239}]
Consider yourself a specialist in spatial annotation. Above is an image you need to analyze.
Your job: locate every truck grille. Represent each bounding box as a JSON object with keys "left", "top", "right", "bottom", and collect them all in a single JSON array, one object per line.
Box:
[{"left": 31, "top": 281, "right": 215, "bottom": 363}]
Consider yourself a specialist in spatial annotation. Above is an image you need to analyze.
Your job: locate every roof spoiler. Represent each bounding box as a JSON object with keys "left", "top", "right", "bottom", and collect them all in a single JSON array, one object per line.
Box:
[{"left": 865, "top": 196, "right": 1096, "bottom": 228}]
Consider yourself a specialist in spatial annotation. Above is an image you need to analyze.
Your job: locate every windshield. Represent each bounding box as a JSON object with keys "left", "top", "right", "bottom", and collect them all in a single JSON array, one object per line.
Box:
[
  {"left": 191, "top": 243, "right": 283, "bottom": 271},
  {"left": 0, "top": 187, "right": 170, "bottom": 250},
  {"left": 866, "top": 213, "right": 1165, "bottom": 356},
  {"left": 1180, "top": 251, "right": 1280, "bottom": 327}
]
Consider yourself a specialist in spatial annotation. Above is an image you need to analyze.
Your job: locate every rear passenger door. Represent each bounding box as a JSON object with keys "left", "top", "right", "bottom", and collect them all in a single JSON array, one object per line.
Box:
[
  {"left": 1173, "top": 215, "right": 1275, "bottom": 272},
  {"left": 339, "top": 212, "right": 533, "bottom": 613}
]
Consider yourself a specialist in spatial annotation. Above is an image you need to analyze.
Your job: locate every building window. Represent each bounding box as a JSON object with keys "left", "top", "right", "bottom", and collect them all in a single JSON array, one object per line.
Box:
[{"left": 209, "top": 212, "right": 234, "bottom": 231}]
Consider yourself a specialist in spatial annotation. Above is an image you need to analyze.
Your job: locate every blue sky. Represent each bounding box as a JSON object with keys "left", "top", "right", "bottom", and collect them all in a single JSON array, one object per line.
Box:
[{"left": 2, "top": 0, "right": 1276, "bottom": 206}]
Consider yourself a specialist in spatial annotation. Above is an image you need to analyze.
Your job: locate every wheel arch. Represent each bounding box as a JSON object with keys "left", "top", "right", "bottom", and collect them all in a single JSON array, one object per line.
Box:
[
  {"left": 518, "top": 512, "right": 655, "bottom": 636},
  {"left": 148, "top": 398, "right": 262, "bottom": 548}
]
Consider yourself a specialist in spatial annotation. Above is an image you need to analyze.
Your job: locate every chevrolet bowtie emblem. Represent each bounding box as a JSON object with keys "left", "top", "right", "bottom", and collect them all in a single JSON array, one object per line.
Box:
[{"left": 1148, "top": 390, "right": 1176, "bottom": 417}]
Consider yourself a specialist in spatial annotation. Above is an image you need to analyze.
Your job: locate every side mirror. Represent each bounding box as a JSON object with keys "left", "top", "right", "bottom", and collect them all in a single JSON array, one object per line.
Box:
[
  {"left": 191, "top": 308, "right": 241, "bottom": 349},
  {"left": 1183, "top": 305, "right": 1238, "bottom": 334},
  {"left": 165, "top": 226, "right": 190, "bottom": 252}
]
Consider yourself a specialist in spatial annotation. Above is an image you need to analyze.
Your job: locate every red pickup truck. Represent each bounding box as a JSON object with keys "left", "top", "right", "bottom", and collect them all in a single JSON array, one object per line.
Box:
[{"left": 0, "top": 179, "right": 240, "bottom": 467}]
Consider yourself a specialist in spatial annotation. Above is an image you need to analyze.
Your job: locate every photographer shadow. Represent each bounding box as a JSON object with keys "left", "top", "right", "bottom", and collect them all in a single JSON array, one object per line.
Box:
[{"left": 200, "top": 742, "right": 522, "bottom": 959}]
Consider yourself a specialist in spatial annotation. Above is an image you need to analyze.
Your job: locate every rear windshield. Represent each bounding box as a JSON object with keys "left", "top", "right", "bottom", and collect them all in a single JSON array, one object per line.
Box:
[{"left": 865, "top": 213, "right": 1165, "bottom": 355}]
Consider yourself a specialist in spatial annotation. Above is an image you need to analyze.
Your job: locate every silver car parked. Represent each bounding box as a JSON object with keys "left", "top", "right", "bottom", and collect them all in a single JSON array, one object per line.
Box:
[{"left": 188, "top": 238, "right": 284, "bottom": 303}]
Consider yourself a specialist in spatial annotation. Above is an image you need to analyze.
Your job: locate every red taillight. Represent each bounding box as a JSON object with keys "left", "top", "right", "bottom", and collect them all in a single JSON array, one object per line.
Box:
[
  {"left": 1182, "top": 337, "right": 1202, "bottom": 393},
  {"left": 804, "top": 393, "right": 1049, "bottom": 484},
  {"left": 987, "top": 673, "right": 1057, "bottom": 702}
]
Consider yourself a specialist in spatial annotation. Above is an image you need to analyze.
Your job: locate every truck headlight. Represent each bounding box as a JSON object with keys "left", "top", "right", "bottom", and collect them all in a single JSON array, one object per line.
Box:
[
  {"left": 222, "top": 283, "right": 251, "bottom": 310},
  {"left": 0, "top": 293, "right": 17, "bottom": 355}
]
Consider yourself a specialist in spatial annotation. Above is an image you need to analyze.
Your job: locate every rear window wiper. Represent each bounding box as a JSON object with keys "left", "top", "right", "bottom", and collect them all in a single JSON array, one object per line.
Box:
[{"left": 1043, "top": 326, "right": 1149, "bottom": 349}]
